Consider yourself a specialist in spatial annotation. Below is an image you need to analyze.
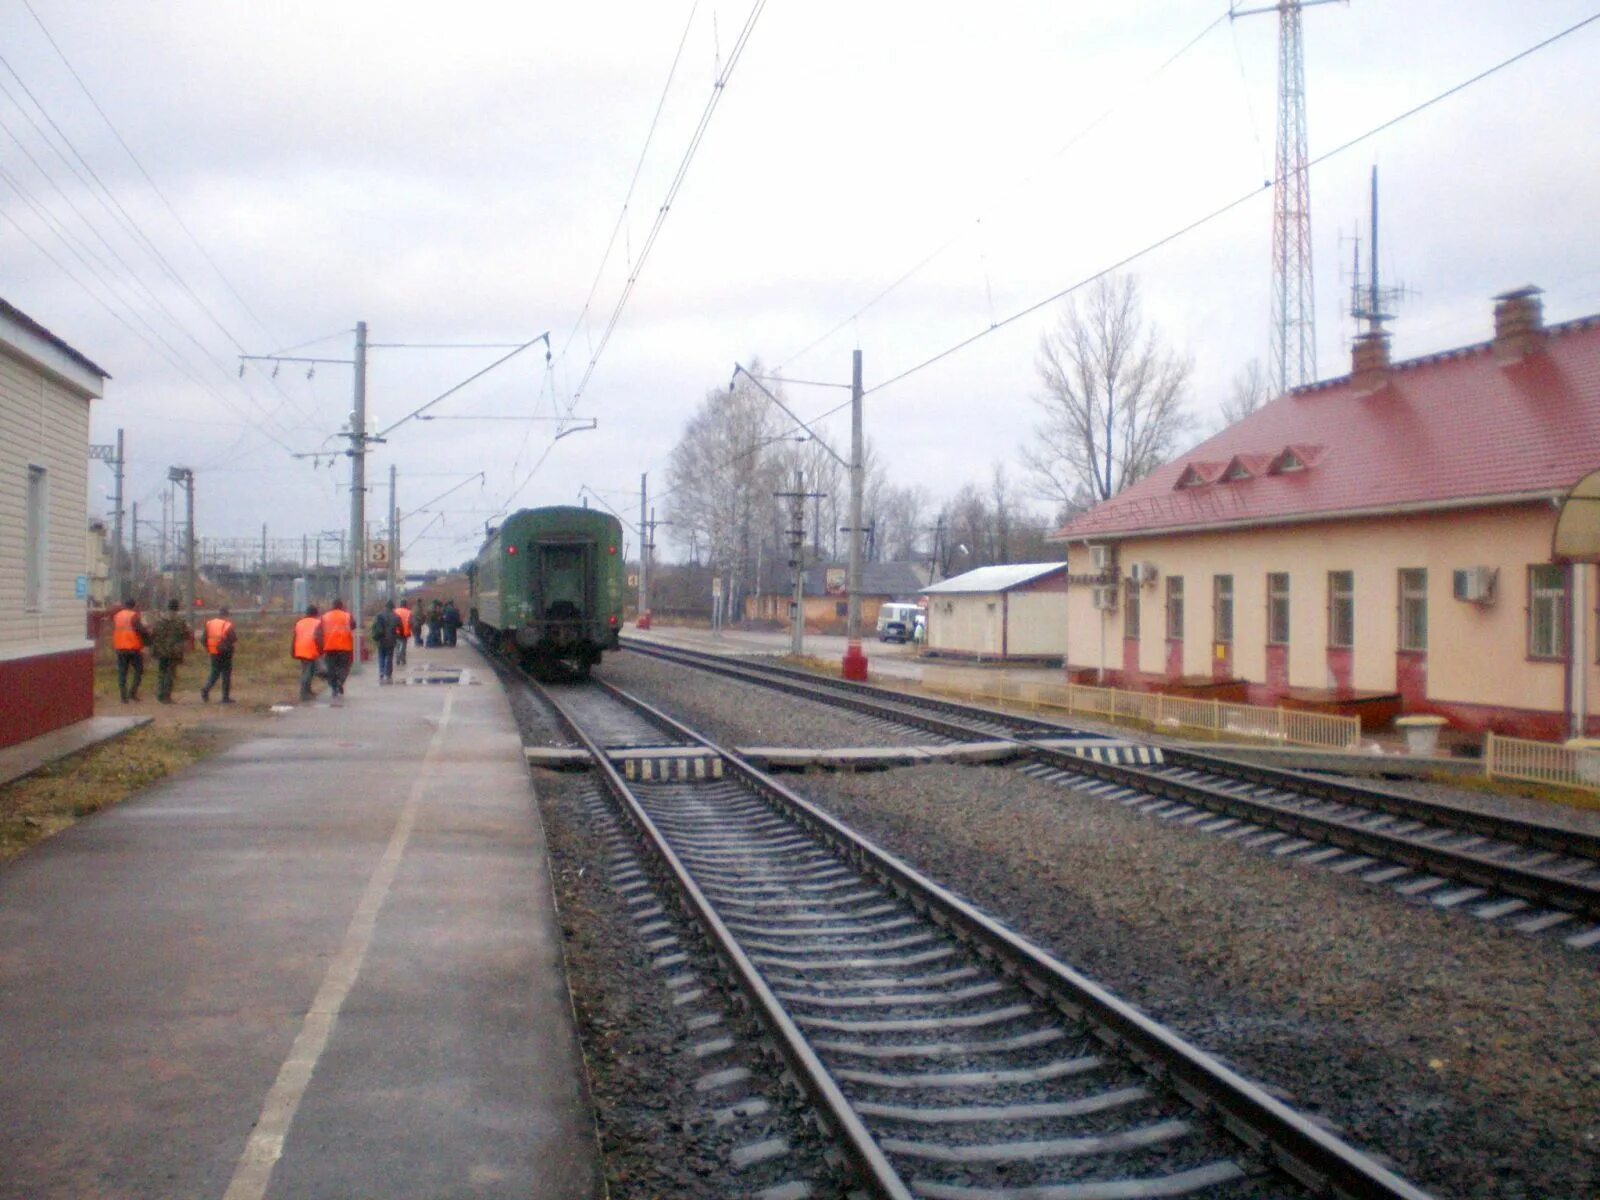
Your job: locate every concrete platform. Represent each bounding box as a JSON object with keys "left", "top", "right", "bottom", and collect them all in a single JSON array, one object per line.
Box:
[
  {"left": 0, "top": 714, "right": 151, "bottom": 788},
  {"left": 0, "top": 641, "right": 599, "bottom": 1200}
]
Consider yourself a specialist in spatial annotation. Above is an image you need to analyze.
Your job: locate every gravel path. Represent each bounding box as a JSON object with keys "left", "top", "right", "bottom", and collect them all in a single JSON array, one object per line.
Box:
[{"left": 605, "top": 650, "right": 1600, "bottom": 1199}]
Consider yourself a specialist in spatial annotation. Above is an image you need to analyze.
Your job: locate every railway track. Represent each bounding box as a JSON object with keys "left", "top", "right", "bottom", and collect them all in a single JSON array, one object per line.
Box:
[
  {"left": 532, "top": 673, "right": 1435, "bottom": 1200},
  {"left": 620, "top": 638, "right": 1600, "bottom": 944}
]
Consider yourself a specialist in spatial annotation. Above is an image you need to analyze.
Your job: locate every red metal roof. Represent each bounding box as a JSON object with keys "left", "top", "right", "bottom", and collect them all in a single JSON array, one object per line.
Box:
[{"left": 1052, "top": 315, "right": 1600, "bottom": 541}]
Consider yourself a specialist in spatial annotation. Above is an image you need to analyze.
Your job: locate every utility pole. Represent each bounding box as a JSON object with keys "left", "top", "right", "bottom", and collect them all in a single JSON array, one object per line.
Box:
[
  {"left": 259, "top": 524, "right": 268, "bottom": 608},
  {"left": 1233, "top": 0, "right": 1338, "bottom": 394},
  {"left": 388, "top": 464, "right": 399, "bottom": 602},
  {"left": 90, "top": 430, "right": 126, "bottom": 602},
  {"left": 841, "top": 349, "right": 869, "bottom": 681},
  {"left": 638, "top": 472, "right": 650, "bottom": 628},
  {"left": 349, "top": 320, "right": 369, "bottom": 668},
  {"left": 130, "top": 501, "right": 139, "bottom": 595},
  {"left": 775, "top": 470, "right": 826, "bottom": 658},
  {"left": 168, "top": 466, "right": 196, "bottom": 631}
]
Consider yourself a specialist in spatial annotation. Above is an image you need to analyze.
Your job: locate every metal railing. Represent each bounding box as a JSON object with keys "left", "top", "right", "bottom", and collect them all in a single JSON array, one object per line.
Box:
[
  {"left": 1484, "top": 732, "right": 1600, "bottom": 793},
  {"left": 921, "top": 668, "right": 1362, "bottom": 751}
]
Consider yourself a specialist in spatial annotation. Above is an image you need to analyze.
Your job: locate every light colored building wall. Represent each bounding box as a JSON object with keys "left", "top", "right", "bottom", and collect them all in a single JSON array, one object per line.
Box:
[
  {"left": 927, "top": 594, "right": 1001, "bottom": 655},
  {"left": 1007, "top": 589, "right": 1068, "bottom": 655},
  {"left": 0, "top": 346, "right": 93, "bottom": 658},
  {"left": 1067, "top": 505, "right": 1598, "bottom": 723}
]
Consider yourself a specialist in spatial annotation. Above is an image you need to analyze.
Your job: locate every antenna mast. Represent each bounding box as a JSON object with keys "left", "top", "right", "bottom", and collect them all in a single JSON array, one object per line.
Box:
[{"left": 1233, "top": 0, "right": 1340, "bottom": 393}]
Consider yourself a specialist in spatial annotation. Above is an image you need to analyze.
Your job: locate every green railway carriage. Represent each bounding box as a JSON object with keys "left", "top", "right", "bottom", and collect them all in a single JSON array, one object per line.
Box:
[{"left": 471, "top": 506, "right": 625, "bottom": 677}]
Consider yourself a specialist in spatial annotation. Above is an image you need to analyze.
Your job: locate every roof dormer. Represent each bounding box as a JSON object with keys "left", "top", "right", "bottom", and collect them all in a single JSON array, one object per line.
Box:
[{"left": 1173, "top": 461, "right": 1225, "bottom": 489}]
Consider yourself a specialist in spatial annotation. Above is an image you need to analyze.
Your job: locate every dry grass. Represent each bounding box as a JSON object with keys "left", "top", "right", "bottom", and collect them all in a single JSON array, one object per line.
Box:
[
  {"left": 1, "top": 615, "right": 317, "bottom": 863},
  {"left": 0, "top": 724, "right": 220, "bottom": 861}
]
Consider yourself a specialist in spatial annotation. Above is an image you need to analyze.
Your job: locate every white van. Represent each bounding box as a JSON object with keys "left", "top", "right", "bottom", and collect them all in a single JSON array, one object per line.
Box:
[{"left": 876, "top": 603, "right": 921, "bottom": 643}]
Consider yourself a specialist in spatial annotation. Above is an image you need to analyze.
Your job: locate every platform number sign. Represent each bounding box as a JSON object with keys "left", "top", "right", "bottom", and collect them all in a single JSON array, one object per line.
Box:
[{"left": 368, "top": 540, "right": 390, "bottom": 568}]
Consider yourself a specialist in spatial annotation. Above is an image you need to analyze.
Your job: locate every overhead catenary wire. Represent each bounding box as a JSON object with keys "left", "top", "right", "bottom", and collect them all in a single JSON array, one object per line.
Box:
[
  {"left": 812, "top": 9, "right": 1600, "bottom": 409},
  {"left": 563, "top": 0, "right": 771, "bottom": 411},
  {"left": 0, "top": 51, "right": 314, "bottom": 440},
  {"left": 774, "top": 7, "right": 1233, "bottom": 375}
]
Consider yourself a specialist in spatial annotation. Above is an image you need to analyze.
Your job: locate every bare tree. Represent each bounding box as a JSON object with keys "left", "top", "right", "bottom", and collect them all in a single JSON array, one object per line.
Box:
[
  {"left": 664, "top": 369, "right": 789, "bottom": 615},
  {"left": 1217, "top": 357, "right": 1273, "bottom": 429},
  {"left": 1022, "top": 274, "right": 1193, "bottom": 506}
]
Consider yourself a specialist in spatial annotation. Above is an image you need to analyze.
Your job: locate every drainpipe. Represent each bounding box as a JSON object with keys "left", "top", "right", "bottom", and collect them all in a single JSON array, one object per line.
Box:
[{"left": 1573, "top": 564, "right": 1589, "bottom": 739}]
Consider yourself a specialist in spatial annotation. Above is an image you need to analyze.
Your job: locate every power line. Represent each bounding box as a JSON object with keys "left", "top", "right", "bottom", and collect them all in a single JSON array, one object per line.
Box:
[
  {"left": 564, "top": 0, "right": 771, "bottom": 410},
  {"left": 557, "top": 0, "right": 702, "bottom": 370},
  {"left": 846, "top": 9, "right": 1600, "bottom": 404},
  {"left": 774, "top": 7, "right": 1232, "bottom": 374}
]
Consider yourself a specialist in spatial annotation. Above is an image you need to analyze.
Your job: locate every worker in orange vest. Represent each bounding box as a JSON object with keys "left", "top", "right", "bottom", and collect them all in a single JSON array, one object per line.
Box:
[
  {"left": 292, "top": 604, "right": 325, "bottom": 702},
  {"left": 200, "top": 605, "right": 238, "bottom": 704},
  {"left": 321, "top": 598, "right": 355, "bottom": 700},
  {"left": 392, "top": 601, "right": 412, "bottom": 668},
  {"left": 111, "top": 596, "right": 152, "bottom": 703}
]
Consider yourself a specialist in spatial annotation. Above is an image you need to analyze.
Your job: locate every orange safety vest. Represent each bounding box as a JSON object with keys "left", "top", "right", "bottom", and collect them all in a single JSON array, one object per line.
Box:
[
  {"left": 204, "top": 617, "right": 234, "bottom": 655},
  {"left": 112, "top": 609, "right": 144, "bottom": 651},
  {"left": 321, "top": 607, "right": 354, "bottom": 653},
  {"left": 293, "top": 616, "right": 322, "bottom": 661},
  {"left": 394, "top": 606, "right": 412, "bottom": 637}
]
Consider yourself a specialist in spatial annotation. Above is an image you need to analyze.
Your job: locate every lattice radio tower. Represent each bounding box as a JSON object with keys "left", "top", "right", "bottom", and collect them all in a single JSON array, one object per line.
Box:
[{"left": 1233, "top": 1, "right": 1340, "bottom": 394}]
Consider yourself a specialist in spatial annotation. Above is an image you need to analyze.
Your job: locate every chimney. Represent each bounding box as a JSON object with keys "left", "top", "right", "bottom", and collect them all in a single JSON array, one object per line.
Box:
[
  {"left": 1351, "top": 330, "right": 1391, "bottom": 390},
  {"left": 1493, "top": 285, "right": 1545, "bottom": 363}
]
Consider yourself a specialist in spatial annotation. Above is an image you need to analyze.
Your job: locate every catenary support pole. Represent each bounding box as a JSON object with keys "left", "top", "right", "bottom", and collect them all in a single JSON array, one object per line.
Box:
[
  {"left": 111, "top": 429, "right": 125, "bottom": 600},
  {"left": 638, "top": 472, "right": 649, "bottom": 627},
  {"left": 349, "top": 320, "right": 368, "bottom": 670},
  {"left": 388, "top": 464, "right": 398, "bottom": 601},
  {"left": 842, "top": 349, "right": 869, "bottom": 680}
]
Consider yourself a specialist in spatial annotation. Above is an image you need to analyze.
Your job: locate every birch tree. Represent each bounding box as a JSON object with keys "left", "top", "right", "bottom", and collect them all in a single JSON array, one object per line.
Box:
[{"left": 1022, "top": 274, "right": 1193, "bottom": 506}]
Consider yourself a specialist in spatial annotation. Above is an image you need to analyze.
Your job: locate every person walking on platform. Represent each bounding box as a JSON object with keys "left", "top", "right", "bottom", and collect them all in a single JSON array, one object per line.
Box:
[
  {"left": 413, "top": 603, "right": 426, "bottom": 648},
  {"left": 150, "top": 599, "right": 189, "bottom": 704},
  {"left": 393, "top": 600, "right": 412, "bottom": 667},
  {"left": 441, "top": 599, "right": 461, "bottom": 647},
  {"left": 199, "top": 606, "right": 239, "bottom": 703},
  {"left": 292, "top": 604, "right": 324, "bottom": 701},
  {"left": 371, "top": 601, "right": 401, "bottom": 683},
  {"left": 111, "top": 596, "right": 152, "bottom": 703},
  {"left": 321, "top": 597, "right": 355, "bottom": 698},
  {"left": 427, "top": 599, "right": 444, "bottom": 647}
]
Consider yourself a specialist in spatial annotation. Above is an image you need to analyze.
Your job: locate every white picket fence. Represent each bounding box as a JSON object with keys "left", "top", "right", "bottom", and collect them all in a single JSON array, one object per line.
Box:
[
  {"left": 920, "top": 669, "right": 1361, "bottom": 752},
  {"left": 1484, "top": 732, "right": 1600, "bottom": 793}
]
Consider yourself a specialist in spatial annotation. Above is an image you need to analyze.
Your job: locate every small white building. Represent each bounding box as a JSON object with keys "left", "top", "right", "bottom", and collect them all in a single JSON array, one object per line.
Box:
[
  {"left": 922, "top": 563, "right": 1069, "bottom": 662},
  {"left": 0, "top": 299, "right": 108, "bottom": 749}
]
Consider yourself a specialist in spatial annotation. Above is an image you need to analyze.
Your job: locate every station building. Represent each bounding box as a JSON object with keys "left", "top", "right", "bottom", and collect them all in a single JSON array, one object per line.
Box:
[
  {"left": 921, "top": 562, "right": 1069, "bottom": 663},
  {"left": 0, "top": 300, "right": 109, "bottom": 750},
  {"left": 1050, "top": 287, "right": 1600, "bottom": 740}
]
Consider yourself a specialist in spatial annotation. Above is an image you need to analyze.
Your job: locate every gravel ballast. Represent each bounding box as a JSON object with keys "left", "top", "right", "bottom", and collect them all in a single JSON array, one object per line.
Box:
[{"left": 601, "top": 649, "right": 1600, "bottom": 1199}]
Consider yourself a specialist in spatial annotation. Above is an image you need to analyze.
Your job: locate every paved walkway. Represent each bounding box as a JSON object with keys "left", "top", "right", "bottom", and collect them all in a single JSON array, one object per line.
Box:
[{"left": 0, "top": 641, "right": 599, "bottom": 1200}]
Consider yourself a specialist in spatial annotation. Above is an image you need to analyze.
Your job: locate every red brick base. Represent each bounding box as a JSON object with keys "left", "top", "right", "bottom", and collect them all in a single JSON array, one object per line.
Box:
[{"left": 0, "top": 648, "right": 95, "bottom": 749}]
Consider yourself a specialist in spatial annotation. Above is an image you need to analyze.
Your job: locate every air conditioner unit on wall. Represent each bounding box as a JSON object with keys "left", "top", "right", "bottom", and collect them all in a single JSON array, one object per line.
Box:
[
  {"left": 1129, "top": 562, "right": 1158, "bottom": 586},
  {"left": 1091, "top": 585, "right": 1118, "bottom": 611},
  {"left": 1089, "top": 544, "right": 1113, "bottom": 572},
  {"left": 1452, "top": 566, "right": 1498, "bottom": 605}
]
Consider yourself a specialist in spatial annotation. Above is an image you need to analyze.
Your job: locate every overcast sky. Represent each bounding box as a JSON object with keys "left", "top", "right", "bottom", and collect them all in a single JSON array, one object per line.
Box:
[{"left": 5, "top": 0, "right": 1598, "bottom": 570}]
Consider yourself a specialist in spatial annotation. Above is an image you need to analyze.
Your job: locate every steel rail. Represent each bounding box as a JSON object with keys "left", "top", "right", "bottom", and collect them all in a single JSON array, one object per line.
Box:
[
  {"left": 621, "top": 640, "right": 1600, "bottom": 912},
  {"left": 582, "top": 676, "right": 1437, "bottom": 1200},
  {"left": 530, "top": 678, "right": 915, "bottom": 1200}
]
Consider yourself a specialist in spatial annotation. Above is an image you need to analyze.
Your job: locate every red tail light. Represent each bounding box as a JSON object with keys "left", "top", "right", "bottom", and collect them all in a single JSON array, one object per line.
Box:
[
  {"left": 506, "top": 545, "right": 517, "bottom": 555},
  {"left": 607, "top": 545, "right": 617, "bottom": 555},
  {"left": 609, "top": 616, "right": 619, "bottom": 627}
]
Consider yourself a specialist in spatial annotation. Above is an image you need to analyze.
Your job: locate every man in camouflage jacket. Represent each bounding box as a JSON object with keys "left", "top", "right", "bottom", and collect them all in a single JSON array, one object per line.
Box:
[{"left": 150, "top": 599, "right": 190, "bottom": 704}]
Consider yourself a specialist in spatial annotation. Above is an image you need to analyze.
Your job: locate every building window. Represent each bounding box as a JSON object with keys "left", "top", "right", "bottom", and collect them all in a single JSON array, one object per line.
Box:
[
  {"left": 1166, "top": 576, "right": 1184, "bottom": 640},
  {"left": 1528, "top": 565, "right": 1566, "bottom": 660},
  {"left": 26, "top": 465, "right": 47, "bottom": 611},
  {"left": 1267, "top": 572, "right": 1290, "bottom": 645},
  {"left": 1124, "top": 588, "right": 1140, "bottom": 639},
  {"left": 1213, "top": 574, "right": 1233, "bottom": 644},
  {"left": 1398, "top": 569, "right": 1427, "bottom": 651},
  {"left": 1328, "top": 571, "right": 1354, "bottom": 649},
  {"left": 835, "top": 601, "right": 847, "bottom": 618}
]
